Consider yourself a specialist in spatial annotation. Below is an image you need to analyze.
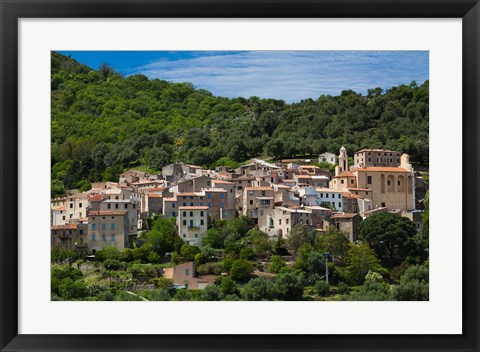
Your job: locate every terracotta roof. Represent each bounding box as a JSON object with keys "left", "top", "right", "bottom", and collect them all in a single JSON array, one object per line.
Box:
[
  {"left": 245, "top": 186, "right": 273, "bottom": 191},
  {"left": 296, "top": 175, "right": 312, "bottom": 179},
  {"left": 88, "top": 210, "right": 128, "bottom": 216},
  {"left": 332, "top": 213, "right": 358, "bottom": 219},
  {"left": 342, "top": 192, "right": 362, "bottom": 199},
  {"left": 177, "top": 192, "right": 199, "bottom": 197},
  {"left": 333, "top": 172, "right": 355, "bottom": 178},
  {"left": 51, "top": 224, "right": 78, "bottom": 230},
  {"left": 149, "top": 187, "right": 167, "bottom": 192},
  {"left": 178, "top": 206, "right": 209, "bottom": 210},
  {"left": 348, "top": 187, "right": 372, "bottom": 192},
  {"left": 163, "top": 197, "right": 177, "bottom": 201},
  {"left": 89, "top": 195, "right": 105, "bottom": 202},
  {"left": 204, "top": 188, "right": 227, "bottom": 193},
  {"left": 316, "top": 188, "right": 342, "bottom": 193},
  {"left": 355, "top": 149, "right": 400, "bottom": 154},
  {"left": 299, "top": 165, "right": 320, "bottom": 169},
  {"left": 51, "top": 205, "right": 66, "bottom": 211},
  {"left": 356, "top": 167, "right": 409, "bottom": 173},
  {"left": 282, "top": 179, "right": 295, "bottom": 183},
  {"left": 147, "top": 193, "right": 163, "bottom": 198},
  {"left": 274, "top": 184, "right": 291, "bottom": 189}
]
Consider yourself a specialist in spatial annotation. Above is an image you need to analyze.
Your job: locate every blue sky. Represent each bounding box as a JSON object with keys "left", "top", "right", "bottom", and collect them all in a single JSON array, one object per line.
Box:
[{"left": 58, "top": 51, "right": 429, "bottom": 103}]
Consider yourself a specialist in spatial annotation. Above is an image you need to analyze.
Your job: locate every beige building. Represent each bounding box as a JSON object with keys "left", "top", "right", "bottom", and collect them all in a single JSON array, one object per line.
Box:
[
  {"left": 86, "top": 210, "right": 130, "bottom": 252},
  {"left": 66, "top": 193, "right": 90, "bottom": 220},
  {"left": 268, "top": 206, "right": 332, "bottom": 238},
  {"left": 51, "top": 205, "right": 67, "bottom": 226},
  {"left": 166, "top": 262, "right": 216, "bottom": 289},
  {"left": 354, "top": 149, "right": 402, "bottom": 168},
  {"left": 331, "top": 147, "right": 415, "bottom": 211},
  {"left": 331, "top": 213, "right": 363, "bottom": 242},
  {"left": 177, "top": 206, "right": 209, "bottom": 246},
  {"left": 51, "top": 223, "right": 86, "bottom": 251},
  {"left": 241, "top": 186, "right": 274, "bottom": 220}
]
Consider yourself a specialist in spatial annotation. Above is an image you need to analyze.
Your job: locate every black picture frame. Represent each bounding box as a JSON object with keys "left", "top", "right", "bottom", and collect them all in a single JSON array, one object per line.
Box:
[{"left": 1, "top": 1, "right": 478, "bottom": 351}]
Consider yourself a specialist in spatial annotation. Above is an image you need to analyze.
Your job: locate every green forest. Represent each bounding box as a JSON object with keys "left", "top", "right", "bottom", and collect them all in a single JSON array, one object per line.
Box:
[{"left": 51, "top": 52, "right": 428, "bottom": 195}]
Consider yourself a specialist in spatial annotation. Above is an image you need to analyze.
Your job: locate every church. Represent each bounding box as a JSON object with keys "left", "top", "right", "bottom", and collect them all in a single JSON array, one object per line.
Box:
[{"left": 330, "top": 147, "right": 415, "bottom": 211}]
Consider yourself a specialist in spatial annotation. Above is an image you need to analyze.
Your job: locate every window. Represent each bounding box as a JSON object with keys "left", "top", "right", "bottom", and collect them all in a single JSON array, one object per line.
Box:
[
  {"left": 338, "top": 194, "right": 341, "bottom": 198},
  {"left": 91, "top": 233, "right": 96, "bottom": 240},
  {"left": 183, "top": 234, "right": 186, "bottom": 238},
  {"left": 183, "top": 220, "right": 187, "bottom": 226},
  {"left": 172, "top": 203, "right": 176, "bottom": 208},
  {"left": 69, "top": 203, "right": 73, "bottom": 208},
  {"left": 190, "top": 220, "right": 194, "bottom": 227},
  {"left": 341, "top": 180, "right": 344, "bottom": 184},
  {"left": 200, "top": 220, "right": 204, "bottom": 226},
  {"left": 183, "top": 211, "right": 187, "bottom": 217},
  {"left": 250, "top": 200, "right": 253, "bottom": 205},
  {"left": 183, "top": 203, "right": 187, "bottom": 206},
  {"left": 207, "top": 194, "right": 211, "bottom": 199},
  {"left": 172, "top": 211, "right": 176, "bottom": 217},
  {"left": 111, "top": 234, "right": 115, "bottom": 241},
  {"left": 185, "top": 269, "right": 190, "bottom": 276},
  {"left": 286, "top": 219, "right": 289, "bottom": 225},
  {"left": 387, "top": 180, "right": 391, "bottom": 186},
  {"left": 261, "top": 191, "right": 266, "bottom": 196},
  {"left": 368, "top": 158, "right": 371, "bottom": 162},
  {"left": 306, "top": 220, "right": 309, "bottom": 225},
  {"left": 200, "top": 211, "right": 204, "bottom": 217},
  {"left": 62, "top": 216, "right": 65, "bottom": 220},
  {"left": 195, "top": 234, "right": 198, "bottom": 238},
  {"left": 220, "top": 202, "right": 224, "bottom": 208},
  {"left": 124, "top": 204, "right": 128, "bottom": 209},
  {"left": 79, "top": 203, "right": 82, "bottom": 208},
  {"left": 351, "top": 179, "right": 354, "bottom": 184},
  {"left": 207, "top": 203, "right": 211, "bottom": 208},
  {"left": 111, "top": 223, "right": 115, "bottom": 230},
  {"left": 279, "top": 219, "right": 282, "bottom": 225},
  {"left": 102, "top": 223, "right": 106, "bottom": 230},
  {"left": 183, "top": 196, "right": 187, "bottom": 200},
  {"left": 326, "top": 194, "right": 329, "bottom": 198},
  {"left": 339, "top": 202, "right": 342, "bottom": 208},
  {"left": 220, "top": 193, "right": 224, "bottom": 199},
  {"left": 367, "top": 176, "right": 372, "bottom": 184},
  {"left": 115, "top": 196, "right": 119, "bottom": 200},
  {"left": 381, "top": 202, "right": 386, "bottom": 207},
  {"left": 398, "top": 180, "right": 401, "bottom": 186},
  {"left": 91, "top": 224, "right": 96, "bottom": 230},
  {"left": 107, "top": 203, "right": 111, "bottom": 209},
  {"left": 199, "top": 202, "right": 204, "bottom": 206},
  {"left": 190, "top": 203, "right": 194, "bottom": 206},
  {"left": 190, "top": 211, "right": 193, "bottom": 217},
  {"left": 102, "top": 234, "right": 106, "bottom": 241}
]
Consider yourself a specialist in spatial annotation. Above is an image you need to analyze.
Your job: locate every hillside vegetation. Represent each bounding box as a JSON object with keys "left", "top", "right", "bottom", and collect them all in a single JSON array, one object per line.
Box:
[{"left": 51, "top": 52, "right": 429, "bottom": 195}]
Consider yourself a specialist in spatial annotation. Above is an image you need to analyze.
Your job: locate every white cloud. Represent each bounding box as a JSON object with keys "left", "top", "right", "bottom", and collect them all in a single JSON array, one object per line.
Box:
[{"left": 130, "top": 51, "right": 428, "bottom": 103}]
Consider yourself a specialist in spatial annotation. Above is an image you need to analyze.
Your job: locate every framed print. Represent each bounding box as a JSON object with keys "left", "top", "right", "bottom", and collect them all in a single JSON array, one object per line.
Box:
[{"left": 1, "top": 0, "right": 479, "bottom": 351}]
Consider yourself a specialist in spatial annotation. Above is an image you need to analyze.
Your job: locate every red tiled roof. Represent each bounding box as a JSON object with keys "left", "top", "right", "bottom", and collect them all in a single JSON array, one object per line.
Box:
[
  {"left": 245, "top": 186, "right": 273, "bottom": 191},
  {"left": 51, "top": 205, "right": 66, "bottom": 211},
  {"left": 51, "top": 224, "right": 78, "bottom": 230},
  {"left": 88, "top": 210, "right": 128, "bottom": 216},
  {"left": 178, "top": 206, "right": 209, "bottom": 210},
  {"left": 333, "top": 172, "right": 355, "bottom": 178},
  {"left": 355, "top": 167, "right": 409, "bottom": 173},
  {"left": 348, "top": 187, "right": 372, "bottom": 192},
  {"left": 332, "top": 213, "right": 358, "bottom": 219},
  {"left": 89, "top": 194, "right": 105, "bottom": 202}
]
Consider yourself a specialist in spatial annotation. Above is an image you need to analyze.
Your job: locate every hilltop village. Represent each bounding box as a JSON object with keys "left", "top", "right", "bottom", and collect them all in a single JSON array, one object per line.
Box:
[{"left": 51, "top": 147, "right": 428, "bottom": 301}]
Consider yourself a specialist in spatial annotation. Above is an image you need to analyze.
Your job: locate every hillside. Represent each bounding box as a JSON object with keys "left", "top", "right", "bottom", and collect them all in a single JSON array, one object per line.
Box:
[{"left": 51, "top": 52, "right": 429, "bottom": 195}]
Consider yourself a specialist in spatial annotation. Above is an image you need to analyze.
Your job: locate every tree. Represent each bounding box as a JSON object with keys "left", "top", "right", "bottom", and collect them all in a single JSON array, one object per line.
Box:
[
  {"left": 286, "top": 225, "right": 315, "bottom": 254},
  {"left": 315, "top": 226, "right": 350, "bottom": 258},
  {"left": 199, "top": 285, "right": 223, "bottom": 301},
  {"left": 275, "top": 272, "right": 304, "bottom": 301},
  {"left": 391, "top": 265, "right": 429, "bottom": 301},
  {"left": 268, "top": 255, "right": 287, "bottom": 274},
  {"left": 217, "top": 276, "right": 238, "bottom": 296},
  {"left": 242, "top": 278, "right": 279, "bottom": 301},
  {"left": 180, "top": 244, "right": 201, "bottom": 261},
  {"left": 358, "top": 212, "right": 418, "bottom": 261},
  {"left": 341, "top": 243, "right": 383, "bottom": 285},
  {"left": 344, "top": 280, "right": 391, "bottom": 301},
  {"left": 146, "top": 217, "right": 182, "bottom": 256},
  {"left": 229, "top": 259, "right": 254, "bottom": 282}
]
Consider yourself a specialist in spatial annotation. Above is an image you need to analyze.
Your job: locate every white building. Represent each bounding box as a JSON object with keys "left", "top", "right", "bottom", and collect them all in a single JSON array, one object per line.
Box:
[
  {"left": 319, "top": 152, "right": 338, "bottom": 165},
  {"left": 178, "top": 206, "right": 209, "bottom": 246}
]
